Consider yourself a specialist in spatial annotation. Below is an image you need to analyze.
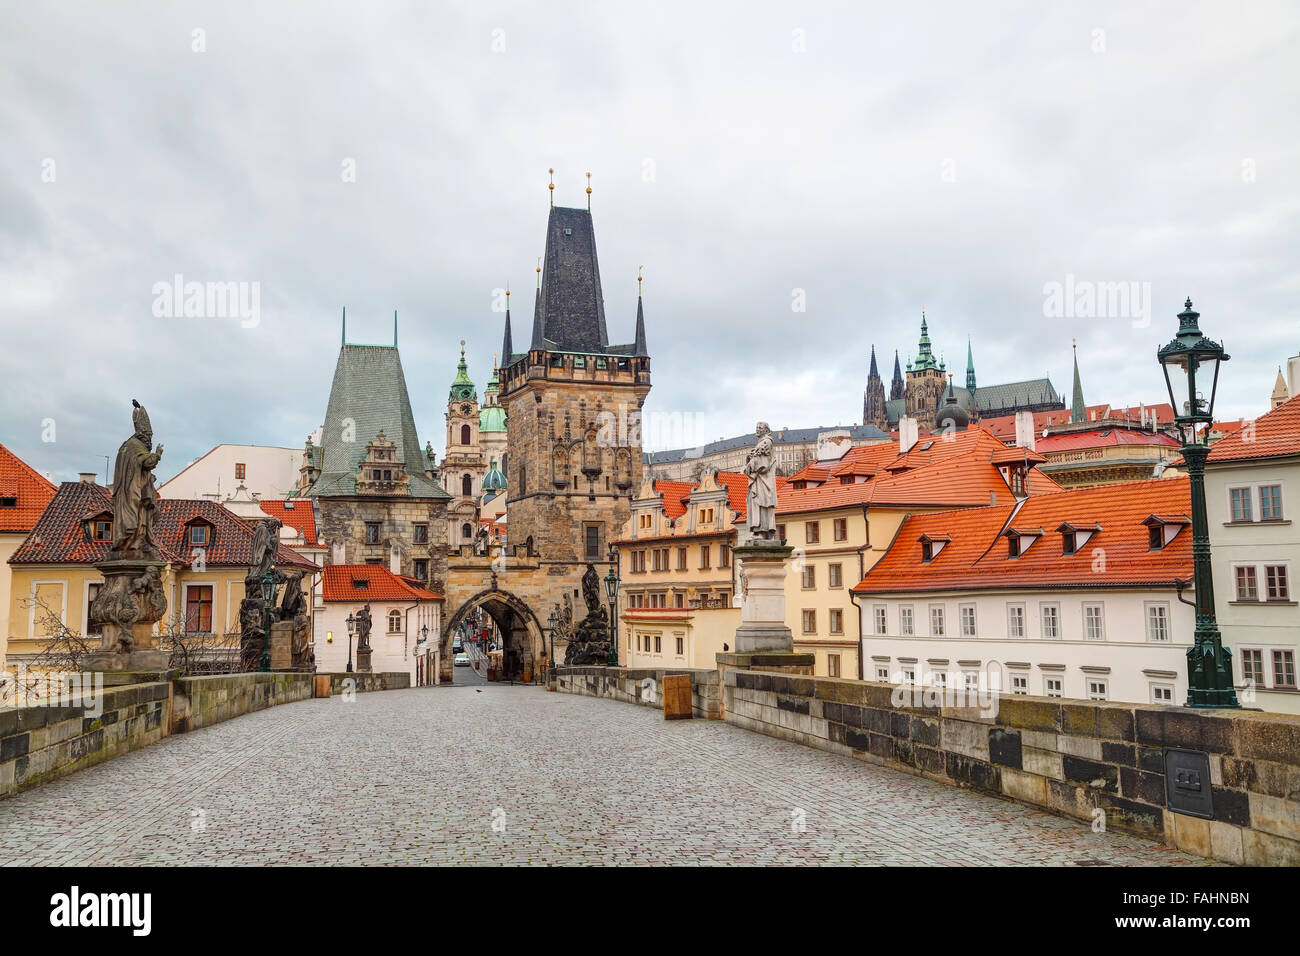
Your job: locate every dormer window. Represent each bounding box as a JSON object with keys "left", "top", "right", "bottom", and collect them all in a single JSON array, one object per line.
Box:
[
  {"left": 0, "top": 496, "right": 17, "bottom": 508},
  {"left": 352, "top": 578, "right": 369, "bottom": 590},
  {"left": 1004, "top": 527, "right": 1044, "bottom": 559},
  {"left": 919, "top": 533, "right": 951, "bottom": 563},
  {"left": 188, "top": 524, "right": 210, "bottom": 546},
  {"left": 1142, "top": 514, "right": 1191, "bottom": 551},
  {"left": 93, "top": 519, "right": 113, "bottom": 541},
  {"left": 1056, "top": 522, "right": 1102, "bottom": 555}
]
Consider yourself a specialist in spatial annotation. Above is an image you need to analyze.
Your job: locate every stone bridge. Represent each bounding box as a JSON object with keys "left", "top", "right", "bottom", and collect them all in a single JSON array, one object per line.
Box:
[{"left": 0, "top": 680, "right": 1233, "bottom": 866}]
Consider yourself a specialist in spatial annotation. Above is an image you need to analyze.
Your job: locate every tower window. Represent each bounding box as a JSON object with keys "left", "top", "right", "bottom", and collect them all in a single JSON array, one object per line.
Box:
[
  {"left": 462, "top": 474, "right": 473, "bottom": 496},
  {"left": 461, "top": 424, "right": 471, "bottom": 445},
  {"left": 462, "top": 523, "right": 473, "bottom": 541}
]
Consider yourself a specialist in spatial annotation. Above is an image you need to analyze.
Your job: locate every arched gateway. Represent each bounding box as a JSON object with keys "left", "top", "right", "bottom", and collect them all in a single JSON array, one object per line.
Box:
[{"left": 439, "top": 588, "right": 545, "bottom": 684}]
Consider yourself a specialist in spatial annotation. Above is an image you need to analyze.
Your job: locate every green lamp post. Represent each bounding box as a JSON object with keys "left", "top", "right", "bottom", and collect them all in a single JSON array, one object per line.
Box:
[
  {"left": 259, "top": 571, "right": 276, "bottom": 673},
  {"left": 1157, "top": 298, "right": 1238, "bottom": 708},
  {"left": 604, "top": 548, "right": 621, "bottom": 668}
]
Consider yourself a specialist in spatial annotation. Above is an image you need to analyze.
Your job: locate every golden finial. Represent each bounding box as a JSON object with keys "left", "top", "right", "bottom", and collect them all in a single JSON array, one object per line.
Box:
[
  {"left": 586, "top": 171, "right": 592, "bottom": 209},
  {"left": 536, "top": 256, "right": 542, "bottom": 288},
  {"left": 637, "top": 265, "right": 643, "bottom": 296},
  {"left": 548, "top": 167, "right": 555, "bottom": 207},
  {"left": 459, "top": 338, "right": 466, "bottom": 356}
]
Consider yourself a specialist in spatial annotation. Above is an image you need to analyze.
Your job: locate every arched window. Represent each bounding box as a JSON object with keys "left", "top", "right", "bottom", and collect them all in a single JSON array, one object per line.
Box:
[
  {"left": 461, "top": 424, "right": 471, "bottom": 445},
  {"left": 462, "top": 474, "right": 473, "bottom": 496},
  {"left": 462, "top": 523, "right": 473, "bottom": 540},
  {"left": 388, "top": 610, "right": 402, "bottom": 633}
]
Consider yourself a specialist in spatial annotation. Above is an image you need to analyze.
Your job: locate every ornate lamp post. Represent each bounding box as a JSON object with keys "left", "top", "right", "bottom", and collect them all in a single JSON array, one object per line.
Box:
[
  {"left": 1157, "top": 297, "right": 1238, "bottom": 708},
  {"left": 547, "top": 608, "right": 557, "bottom": 682},
  {"left": 345, "top": 612, "right": 355, "bottom": 674},
  {"left": 604, "top": 547, "right": 621, "bottom": 667},
  {"left": 418, "top": 624, "right": 429, "bottom": 686},
  {"left": 259, "top": 571, "right": 275, "bottom": 672}
]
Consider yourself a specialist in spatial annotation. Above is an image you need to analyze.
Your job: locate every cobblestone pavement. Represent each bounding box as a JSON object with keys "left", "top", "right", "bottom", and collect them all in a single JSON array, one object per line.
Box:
[{"left": 0, "top": 686, "right": 1209, "bottom": 865}]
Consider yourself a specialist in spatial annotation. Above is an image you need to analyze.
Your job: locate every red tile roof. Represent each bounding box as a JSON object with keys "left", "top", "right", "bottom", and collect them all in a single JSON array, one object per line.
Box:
[
  {"left": 321, "top": 565, "right": 443, "bottom": 602},
  {"left": 775, "top": 428, "right": 1062, "bottom": 515},
  {"left": 649, "top": 472, "right": 749, "bottom": 521},
  {"left": 853, "top": 476, "right": 1192, "bottom": 593},
  {"left": 1035, "top": 429, "right": 1182, "bottom": 452},
  {"left": 1206, "top": 393, "right": 1300, "bottom": 464},
  {"left": 9, "top": 482, "right": 316, "bottom": 571},
  {"left": 0, "top": 443, "right": 57, "bottom": 534},
  {"left": 259, "top": 498, "right": 319, "bottom": 545}
]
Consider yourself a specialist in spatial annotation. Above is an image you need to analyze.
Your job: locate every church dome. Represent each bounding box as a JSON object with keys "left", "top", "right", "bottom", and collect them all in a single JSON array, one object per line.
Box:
[
  {"left": 481, "top": 458, "right": 506, "bottom": 492},
  {"left": 935, "top": 377, "right": 970, "bottom": 431},
  {"left": 479, "top": 405, "right": 507, "bottom": 433}
]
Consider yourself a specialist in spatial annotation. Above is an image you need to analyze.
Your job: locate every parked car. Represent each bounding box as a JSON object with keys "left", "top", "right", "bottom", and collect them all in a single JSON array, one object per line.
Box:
[{"left": 454, "top": 652, "right": 470, "bottom": 667}]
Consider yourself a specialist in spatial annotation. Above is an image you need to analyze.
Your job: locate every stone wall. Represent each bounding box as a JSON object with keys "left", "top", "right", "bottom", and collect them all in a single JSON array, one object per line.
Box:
[
  {"left": 320, "top": 671, "right": 411, "bottom": 695},
  {"left": 170, "top": 672, "right": 315, "bottom": 734},
  {"left": 0, "top": 681, "right": 170, "bottom": 798},
  {"left": 555, "top": 665, "right": 721, "bottom": 720},
  {"left": 314, "top": 496, "right": 449, "bottom": 590},
  {"left": 724, "top": 669, "right": 1300, "bottom": 866}
]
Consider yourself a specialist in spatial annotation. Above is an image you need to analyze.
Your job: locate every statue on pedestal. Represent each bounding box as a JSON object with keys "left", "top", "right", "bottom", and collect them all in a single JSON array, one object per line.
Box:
[
  {"left": 109, "top": 400, "right": 164, "bottom": 561},
  {"left": 240, "top": 516, "right": 284, "bottom": 671},
  {"left": 87, "top": 400, "right": 170, "bottom": 671},
  {"left": 355, "top": 602, "right": 374, "bottom": 672},
  {"left": 744, "top": 421, "right": 778, "bottom": 542},
  {"left": 564, "top": 563, "right": 612, "bottom": 666},
  {"left": 279, "top": 570, "right": 315, "bottom": 672}
]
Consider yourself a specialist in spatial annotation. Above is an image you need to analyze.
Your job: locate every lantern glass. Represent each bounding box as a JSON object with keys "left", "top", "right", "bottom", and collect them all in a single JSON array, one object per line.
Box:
[
  {"left": 260, "top": 573, "right": 275, "bottom": 604},
  {"left": 346, "top": 613, "right": 355, "bottom": 636},
  {"left": 604, "top": 568, "right": 619, "bottom": 603}
]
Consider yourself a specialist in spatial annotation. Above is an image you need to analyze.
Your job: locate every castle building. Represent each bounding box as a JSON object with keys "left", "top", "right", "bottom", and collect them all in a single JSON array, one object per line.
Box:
[
  {"left": 301, "top": 315, "right": 451, "bottom": 591},
  {"left": 868, "top": 312, "right": 1066, "bottom": 429}
]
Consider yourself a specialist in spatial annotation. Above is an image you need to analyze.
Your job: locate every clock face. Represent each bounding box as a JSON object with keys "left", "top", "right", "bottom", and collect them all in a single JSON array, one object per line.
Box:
[{"left": 461, "top": 404, "right": 471, "bottom": 414}]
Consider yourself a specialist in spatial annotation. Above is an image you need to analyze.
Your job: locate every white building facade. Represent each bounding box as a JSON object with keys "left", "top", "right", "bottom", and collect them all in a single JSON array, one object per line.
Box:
[{"left": 1205, "top": 394, "right": 1300, "bottom": 714}]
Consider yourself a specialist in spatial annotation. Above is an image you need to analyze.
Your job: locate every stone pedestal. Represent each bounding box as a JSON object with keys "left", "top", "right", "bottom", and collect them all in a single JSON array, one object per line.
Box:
[
  {"left": 356, "top": 645, "right": 373, "bottom": 673},
  {"left": 732, "top": 543, "right": 795, "bottom": 653},
  {"left": 85, "top": 559, "right": 169, "bottom": 672},
  {"left": 269, "top": 621, "right": 295, "bottom": 671}
]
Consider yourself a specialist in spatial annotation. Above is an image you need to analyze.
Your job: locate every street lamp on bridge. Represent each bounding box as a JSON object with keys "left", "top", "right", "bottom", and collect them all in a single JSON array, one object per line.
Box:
[
  {"left": 345, "top": 612, "right": 355, "bottom": 674},
  {"left": 604, "top": 545, "right": 620, "bottom": 668},
  {"left": 1157, "top": 297, "right": 1238, "bottom": 709}
]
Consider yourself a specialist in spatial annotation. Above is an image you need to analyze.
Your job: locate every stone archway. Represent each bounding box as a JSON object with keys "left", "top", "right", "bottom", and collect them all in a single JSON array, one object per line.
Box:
[{"left": 440, "top": 588, "right": 546, "bottom": 684}]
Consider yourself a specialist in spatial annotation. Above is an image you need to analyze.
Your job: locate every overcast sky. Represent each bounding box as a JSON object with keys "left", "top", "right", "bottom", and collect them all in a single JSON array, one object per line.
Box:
[{"left": 3, "top": 1, "right": 1297, "bottom": 484}]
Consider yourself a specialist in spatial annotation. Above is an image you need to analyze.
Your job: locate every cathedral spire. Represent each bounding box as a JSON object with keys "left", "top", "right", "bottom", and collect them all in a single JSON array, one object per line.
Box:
[
  {"left": 632, "top": 269, "right": 648, "bottom": 358},
  {"left": 890, "top": 349, "right": 905, "bottom": 401},
  {"left": 868, "top": 345, "right": 880, "bottom": 380},
  {"left": 863, "top": 345, "right": 887, "bottom": 429},
  {"left": 1070, "top": 340, "right": 1086, "bottom": 423},
  {"left": 500, "top": 289, "right": 514, "bottom": 364},
  {"left": 965, "top": 336, "right": 977, "bottom": 391}
]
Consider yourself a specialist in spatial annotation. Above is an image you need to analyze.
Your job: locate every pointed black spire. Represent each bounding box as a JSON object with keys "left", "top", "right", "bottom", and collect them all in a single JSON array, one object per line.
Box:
[
  {"left": 890, "top": 349, "right": 905, "bottom": 401},
  {"left": 534, "top": 206, "right": 608, "bottom": 352},
  {"left": 868, "top": 345, "right": 880, "bottom": 380},
  {"left": 501, "top": 292, "right": 514, "bottom": 364},
  {"left": 633, "top": 285, "right": 648, "bottom": 358}
]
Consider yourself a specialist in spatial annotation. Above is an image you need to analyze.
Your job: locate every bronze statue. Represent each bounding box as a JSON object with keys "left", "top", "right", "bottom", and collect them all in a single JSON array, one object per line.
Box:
[
  {"left": 564, "top": 563, "right": 612, "bottom": 666},
  {"left": 279, "top": 571, "right": 306, "bottom": 621},
  {"left": 249, "top": 516, "right": 283, "bottom": 585},
  {"left": 355, "top": 602, "right": 372, "bottom": 651},
  {"left": 109, "top": 400, "right": 164, "bottom": 560}
]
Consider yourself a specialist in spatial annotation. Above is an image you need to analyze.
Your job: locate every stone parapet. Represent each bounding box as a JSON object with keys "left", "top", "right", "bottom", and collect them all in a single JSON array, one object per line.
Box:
[
  {"left": 555, "top": 665, "right": 721, "bottom": 720},
  {"left": 721, "top": 669, "right": 1300, "bottom": 866}
]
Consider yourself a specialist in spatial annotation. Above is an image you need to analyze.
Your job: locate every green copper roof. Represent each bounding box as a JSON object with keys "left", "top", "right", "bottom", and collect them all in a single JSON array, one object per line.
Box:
[
  {"left": 479, "top": 404, "right": 506, "bottom": 433},
  {"left": 482, "top": 457, "right": 506, "bottom": 492},
  {"left": 913, "top": 314, "right": 940, "bottom": 370},
  {"left": 449, "top": 347, "right": 476, "bottom": 403},
  {"left": 308, "top": 343, "right": 449, "bottom": 499},
  {"left": 1071, "top": 345, "right": 1086, "bottom": 423}
]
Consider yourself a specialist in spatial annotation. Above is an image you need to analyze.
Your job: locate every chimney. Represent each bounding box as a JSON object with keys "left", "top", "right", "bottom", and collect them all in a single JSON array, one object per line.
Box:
[
  {"left": 898, "top": 416, "right": 920, "bottom": 455},
  {"left": 1014, "top": 411, "right": 1036, "bottom": 450},
  {"left": 78, "top": 472, "right": 97, "bottom": 484}
]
